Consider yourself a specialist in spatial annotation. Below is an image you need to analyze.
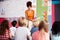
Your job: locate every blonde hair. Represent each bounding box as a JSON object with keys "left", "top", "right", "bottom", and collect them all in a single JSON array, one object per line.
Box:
[{"left": 18, "top": 17, "right": 27, "bottom": 27}]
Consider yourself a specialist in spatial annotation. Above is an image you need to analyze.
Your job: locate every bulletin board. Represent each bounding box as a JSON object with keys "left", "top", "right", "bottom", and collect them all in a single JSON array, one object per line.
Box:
[{"left": 36, "top": 0, "right": 48, "bottom": 21}]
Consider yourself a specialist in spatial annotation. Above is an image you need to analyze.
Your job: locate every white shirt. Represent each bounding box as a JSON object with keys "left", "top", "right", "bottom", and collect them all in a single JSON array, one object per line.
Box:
[
  {"left": 51, "top": 33, "right": 60, "bottom": 40},
  {"left": 51, "top": 35, "right": 60, "bottom": 40},
  {"left": 10, "top": 27, "right": 16, "bottom": 36},
  {"left": 15, "top": 27, "right": 31, "bottom": 40}
]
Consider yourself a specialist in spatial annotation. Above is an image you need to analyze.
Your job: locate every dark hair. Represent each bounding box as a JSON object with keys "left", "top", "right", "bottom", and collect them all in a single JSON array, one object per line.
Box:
[
  {"left": 26, "top": 1, "right": 32, "bottom": 7},
  {"left": 38, "top": 21, "right": 45, "bottom": 31},
  {"left": 0, "top": 20, "right": 9, "bottom": 35},
  {"left": 51, "top": 21, "right": 60, "bottom": 35},
  {"left": 12, "top": 20, "right": 17, "bottom": 27},
  {"left": 18, "top": 17, "right": 26, "bottom": 27}
]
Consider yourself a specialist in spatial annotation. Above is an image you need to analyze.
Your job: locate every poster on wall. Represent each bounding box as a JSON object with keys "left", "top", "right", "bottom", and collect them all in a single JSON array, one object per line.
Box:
[{"left": 36, "top": 0, "right": 48, "bottom": 21}]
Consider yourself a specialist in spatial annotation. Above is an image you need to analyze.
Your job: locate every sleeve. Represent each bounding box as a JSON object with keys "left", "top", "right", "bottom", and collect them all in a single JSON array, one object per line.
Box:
[{"left": 10, "top": 28, "right": 14, "bottom": 36}]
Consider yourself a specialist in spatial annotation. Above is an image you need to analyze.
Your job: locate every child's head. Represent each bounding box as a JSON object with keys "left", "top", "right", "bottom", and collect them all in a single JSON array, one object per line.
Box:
[
  {"left": 38, "top": 21, "right": 45, "bottom": 31},
  {"left": 11, "top": 20, "right": 17, "bottom": 27},
  {"left": 0, "top": 20, "right": 9, "bottom": 35},
  {"left": 33, "top": 20, "right": 38, "bottom": 27},
  {"left": 38, "top": 20, "right": 49, "bottom": 32},
  {"left": 26, "top": 1, "right": 32, "bottom": 9},
  {"left": 51, "top": 21, "right": 60, "bottom": 35},
  {"left": 18, "top": 17, "right": 28, "bottom": 27}
]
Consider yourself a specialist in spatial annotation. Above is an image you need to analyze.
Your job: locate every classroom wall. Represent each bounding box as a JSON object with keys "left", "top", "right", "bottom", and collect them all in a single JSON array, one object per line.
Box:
[{"left": 0, "top": 0, "right": 36, "bottom": 17}]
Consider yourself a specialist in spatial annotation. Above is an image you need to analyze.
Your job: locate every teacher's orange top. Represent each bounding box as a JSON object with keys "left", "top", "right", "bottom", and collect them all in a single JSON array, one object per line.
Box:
[{"left": 25, "top": 10, "right": 34, "bottom": 21}]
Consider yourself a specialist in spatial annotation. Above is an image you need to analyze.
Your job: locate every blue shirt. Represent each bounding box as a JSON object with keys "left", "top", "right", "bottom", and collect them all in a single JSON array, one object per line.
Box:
[{"left": 30, "top": 26, "right": 38, "bottom": 35}]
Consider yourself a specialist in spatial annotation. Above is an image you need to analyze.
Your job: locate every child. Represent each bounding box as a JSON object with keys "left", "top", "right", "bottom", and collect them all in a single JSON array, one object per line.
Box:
[
  {"left": 32, "top": 20, "right": 50, "bottom": 40},
  {"left": 30, "top": 20, "right": 38, "bottom": 35},
  {"left": 15, "top": 17, "right": 31, "bottom": 40},
  {"left": 10, "top": 20, "right": 17, "bottom": 40},
  {"left": 0, "top": 20, "right": 12, "bottom": 40},
  {"left": 25, "top": 1, "right": 35, "bottom": 31},
  {"left": 51, "top": 21, "right": 60, "bottom": 40}
]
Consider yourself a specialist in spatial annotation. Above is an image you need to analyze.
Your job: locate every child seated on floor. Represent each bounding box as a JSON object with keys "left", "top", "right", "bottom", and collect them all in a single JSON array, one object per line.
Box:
[{"left": 10, "top": 20, "right": 17, "bottom": 40}]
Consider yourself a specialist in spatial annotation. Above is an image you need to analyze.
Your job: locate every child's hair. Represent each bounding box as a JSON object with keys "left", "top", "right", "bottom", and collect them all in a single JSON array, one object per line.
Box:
[
  {"left": 26, "top": 1, "right": 32, "bottom": 7},
  {"left": 38, "top": 21, "right": 45, "bottom": 31},
  {"left": 0, "top": 20, "right": 9, "bottom": 35},
  {"left": 11, "top": 20, "right": 17, "bottom": 27},
  {"left": 51, "top": 21, "right": 60, "bottom": 35},
  {"left": 18, "top": 17, "right": 27, "bottom": 27}
]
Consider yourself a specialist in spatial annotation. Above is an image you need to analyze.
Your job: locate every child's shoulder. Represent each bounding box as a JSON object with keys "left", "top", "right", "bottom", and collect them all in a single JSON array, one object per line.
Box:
[
  {"left": 32, "top": 9, "right": 34, "bottom": 11},
  {"left": 25, "top": 10, "right": 28, "bottom": 13},
  {"left": 25, "top": 10, "right": 28, "bottom": 11},
  {"left": 32, "top": 10, "right": 34, "bottom": 12}
]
